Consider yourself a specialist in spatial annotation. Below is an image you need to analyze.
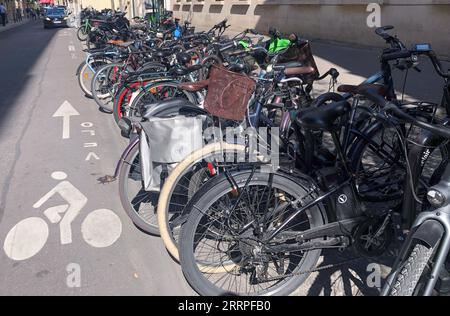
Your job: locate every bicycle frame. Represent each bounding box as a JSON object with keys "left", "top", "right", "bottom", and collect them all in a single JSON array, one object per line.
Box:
[{"left": 82, "top": 19, "right": 92, "bottom": 33}]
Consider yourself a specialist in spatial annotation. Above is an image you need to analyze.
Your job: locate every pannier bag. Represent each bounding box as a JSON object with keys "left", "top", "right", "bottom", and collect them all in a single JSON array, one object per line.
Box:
[
  {"left": 140, "top": 115, "right": 204, "bottom": 191},
  {"left": 204, "top": 65, "right": 256, "bottom": 121}
]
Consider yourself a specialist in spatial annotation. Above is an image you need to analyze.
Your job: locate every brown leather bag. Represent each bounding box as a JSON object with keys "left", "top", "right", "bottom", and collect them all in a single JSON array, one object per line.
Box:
[
  {"left": 279, "top": 40, "right": 319, "bottom": 85},
  {"left": 204, "top": 65, "right": 256, "bottom": 121}
]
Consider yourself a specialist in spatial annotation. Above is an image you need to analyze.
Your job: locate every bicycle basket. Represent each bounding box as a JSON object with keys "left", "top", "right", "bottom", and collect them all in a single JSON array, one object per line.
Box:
[{"left": 204, "top": 65, "right": 256, "bottom": 121}]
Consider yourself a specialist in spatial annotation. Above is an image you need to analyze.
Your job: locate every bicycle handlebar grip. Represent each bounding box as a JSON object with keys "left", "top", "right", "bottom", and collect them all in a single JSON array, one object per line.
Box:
[
  {"left": 381, "top": 50, "right": 411, "bottom": 61},
  {"left": 375, "top": 25, "right": 394, "bottom": 36}
]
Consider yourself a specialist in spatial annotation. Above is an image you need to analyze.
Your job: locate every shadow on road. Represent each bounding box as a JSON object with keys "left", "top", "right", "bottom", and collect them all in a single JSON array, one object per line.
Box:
[
  {"left": 305, "top": 249, "right": 394, "bottom": 296},
  {"left": 0, "top": 21, "right": 58, "bottom": 129}
]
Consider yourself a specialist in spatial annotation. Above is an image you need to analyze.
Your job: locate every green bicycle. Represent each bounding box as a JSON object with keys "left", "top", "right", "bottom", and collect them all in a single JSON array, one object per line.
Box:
[{"left": 77, "top": 18, "right": 92, "bottom": 42}]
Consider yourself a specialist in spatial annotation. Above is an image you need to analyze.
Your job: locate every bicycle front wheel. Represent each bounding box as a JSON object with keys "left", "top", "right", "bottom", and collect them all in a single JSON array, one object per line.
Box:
[
  {"left": 158, "top": 142, "right": 246, "bottom": 261},
  {"left": 118, "top": 139, "right": 160, "bottom": 235},
  {"left": 389, "top": 242, "right": 434, "bottom": 296},
  {"left": 179, "top": 169, "right": 326, "bottom": 296},
  {"left": 77, "top": 26, "right": 89, "bottom": 41}
]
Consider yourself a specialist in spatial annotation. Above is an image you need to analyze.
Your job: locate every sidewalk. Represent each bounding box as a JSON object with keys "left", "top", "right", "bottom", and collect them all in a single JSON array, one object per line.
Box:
[{"left": 0, "top": 18, "right": 32, "bottom": 34}]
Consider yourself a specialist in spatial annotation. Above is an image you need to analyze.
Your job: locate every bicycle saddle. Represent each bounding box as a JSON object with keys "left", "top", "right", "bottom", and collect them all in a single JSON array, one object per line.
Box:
[
  {"left": 274, "top": 62, "right": 316, "bottom": 76},
  {"left": 228, "top": 63, "right": 249, "bottom": 73},
  {"left": 178, "top": 80, "right": 209, "bottom": 92},
  {"left": 154, "top": 49, "right": 173, "bottom": 58},
  {"left": 84, "top": 47, "right": 110, "bottom": 53},
  {"left": 176, "top": 52, "right": 193, "bottom": 65},
  {"left": 275, "top": 61, "right": 303, "bottom": 69},
  {"left": 296, "top": 100, "right": 351, "bottom": 131},
  {"left": 285, "top": 66, "right": 316, "bottom": 76}
]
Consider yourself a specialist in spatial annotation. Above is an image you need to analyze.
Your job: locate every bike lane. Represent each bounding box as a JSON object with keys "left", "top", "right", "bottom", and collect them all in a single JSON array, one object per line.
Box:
[{"left": 0, "top": 25, "right": 194, "bottom": 295}]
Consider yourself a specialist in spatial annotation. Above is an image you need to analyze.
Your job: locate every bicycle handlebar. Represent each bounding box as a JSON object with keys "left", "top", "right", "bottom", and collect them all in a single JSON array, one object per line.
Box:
[
  {"left": 381, "top": 48, "right": 449, "bottom": 79},
  {"left": 360, "top": 88, "right": 450, "bottom": 139}
]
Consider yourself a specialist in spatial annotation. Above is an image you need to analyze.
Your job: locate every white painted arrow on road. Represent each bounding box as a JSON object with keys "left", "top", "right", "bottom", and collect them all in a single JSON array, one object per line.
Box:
[
  {"left": 52, "top": 101, "right": 80, "bottom": 139},
  {"left": 85, "top": 152, "right": 100, "bottom": 161}
]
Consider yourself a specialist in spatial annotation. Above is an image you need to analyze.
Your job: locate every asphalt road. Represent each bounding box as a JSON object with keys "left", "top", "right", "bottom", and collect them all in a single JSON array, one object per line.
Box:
[{"left": 0, "top": 21, "right": 194, "bottom": 295}]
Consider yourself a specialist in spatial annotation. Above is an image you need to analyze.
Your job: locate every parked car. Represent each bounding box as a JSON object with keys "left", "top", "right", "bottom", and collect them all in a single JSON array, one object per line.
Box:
[{"left": 43, "top": 7, "right": 68, "bottom": 28}]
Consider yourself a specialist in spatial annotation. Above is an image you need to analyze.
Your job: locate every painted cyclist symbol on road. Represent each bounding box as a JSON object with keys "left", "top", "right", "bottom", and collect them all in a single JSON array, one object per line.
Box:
[{"left": 3, "top": 171, "right": 122, "bottom": 261}]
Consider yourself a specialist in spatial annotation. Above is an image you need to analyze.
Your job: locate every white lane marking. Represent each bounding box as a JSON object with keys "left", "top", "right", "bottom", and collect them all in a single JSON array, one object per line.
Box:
[
  {"left": 52, "top": 101, "right": 80, "bottom": 139},
  {"left": 52, "top": 171, "right": 67, "bottom": 180},
  {"left": 81, "top": 209, "right": 122, "bottom": 248},
  {"left": 68, "top": 45, "right": 76, "bottom": 52},
  {"left": 81, "top": 122, "right": 94, "bottom": 128},
  {"left": 3, "top": 217, "right": 49, "bottom": 261},
  {"left": 83, "top": 142, "right": 97, "bottom": 148},
  {"left": 82, "top": 130, "right": 95, "bottom": 136},
  {"left": 71, "top": 53, "right": 77, "bottom": 59},
  {"left": 85, "top": 152, "right": 100, "bottom": 161},
  {"left": 33, "top": 171, "right": 88, "bottom": 245}
]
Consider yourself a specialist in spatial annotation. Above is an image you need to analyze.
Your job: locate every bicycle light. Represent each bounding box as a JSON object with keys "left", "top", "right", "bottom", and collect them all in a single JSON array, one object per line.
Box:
[{"left": 427, "top": 189, "right": 446, "bottom": 207}]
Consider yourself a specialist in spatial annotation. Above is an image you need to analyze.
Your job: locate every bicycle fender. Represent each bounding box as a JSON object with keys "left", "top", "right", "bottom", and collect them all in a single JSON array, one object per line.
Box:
[
  {"left": 113, "top": 136, "right": 139, "bottom": 179},
  {"left": 76, "top": 61, "right": 85, "bottom": 76},
  {"left": 144, "top": 101, "right": 198, "bottom": 119},
  {"left": 412, "top": 219, "right": 445, "bottom": 248}
]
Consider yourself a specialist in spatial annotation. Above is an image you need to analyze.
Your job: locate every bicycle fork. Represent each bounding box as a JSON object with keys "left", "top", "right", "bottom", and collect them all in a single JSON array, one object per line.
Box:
[{"left": 382, "top": 168, "right": 450, "bottom": 296}]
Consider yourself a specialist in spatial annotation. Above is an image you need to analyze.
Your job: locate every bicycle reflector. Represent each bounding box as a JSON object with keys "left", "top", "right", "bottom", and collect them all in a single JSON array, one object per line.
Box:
[
  {"left": 427, "top": 189, "right": 446, "bottom": 207},
  {"left": 207, "top": 162, "right": 216, "bottom": 176}
]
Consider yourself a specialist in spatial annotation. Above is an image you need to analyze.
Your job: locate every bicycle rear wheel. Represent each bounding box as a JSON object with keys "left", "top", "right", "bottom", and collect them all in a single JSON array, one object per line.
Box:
[
  {"left": 77, "top": 58, "right": 110, "bottom": 98},
  {"left": 77, "top": 26, "right": 89, "bottom": 41}
]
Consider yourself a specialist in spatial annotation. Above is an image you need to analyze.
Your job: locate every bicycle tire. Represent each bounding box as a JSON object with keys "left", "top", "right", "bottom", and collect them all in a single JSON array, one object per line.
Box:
[
  {"left": 118, "top": 139, "right": 160, "bottom": 235},
  {"left": 77, "top": 26, "right": 89, "bottom": 41},
  {"left": 127, "top": 80, "right": 197, "bottom": 119},
  {"left": 389, "top": 242, "right": 433, "bottom": 296},
  {"left": 157, "top": 142, "right": 246, "bottom": 261},
  {"left": 179, "top": 169, "right": 326, "bottom": 296},
  {"left": 91, "top": 62, "right": 127, "bottom": 112},
  {"left": 77, "top": 58, "right": 109, "bottom": 98}
]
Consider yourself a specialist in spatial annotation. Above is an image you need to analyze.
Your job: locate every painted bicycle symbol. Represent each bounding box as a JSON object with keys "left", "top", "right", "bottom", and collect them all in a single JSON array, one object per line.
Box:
[{"left": 3, "top": 171, "right": 122, "bottom": 261}]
